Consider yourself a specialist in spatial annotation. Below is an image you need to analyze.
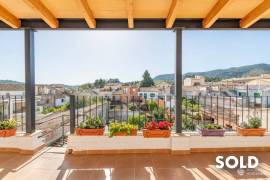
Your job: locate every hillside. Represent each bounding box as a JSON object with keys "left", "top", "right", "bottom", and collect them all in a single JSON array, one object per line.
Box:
[
  {"left": 0, "top": 80, "right": 23, "bottom": 84},
  {"left": 154, "top": 63, "right": 270, "bottom": 81}
]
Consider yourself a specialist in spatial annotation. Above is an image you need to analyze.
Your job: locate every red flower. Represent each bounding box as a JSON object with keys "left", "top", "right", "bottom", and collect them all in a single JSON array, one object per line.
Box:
[{"left": 144, "top": 120, "right": 173, "bottom": 130}]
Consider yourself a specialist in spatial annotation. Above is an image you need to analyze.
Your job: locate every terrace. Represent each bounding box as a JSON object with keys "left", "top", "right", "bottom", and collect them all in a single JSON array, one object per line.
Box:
[{"left": 1, "top": 0, "right": 270, "bottom": 179}]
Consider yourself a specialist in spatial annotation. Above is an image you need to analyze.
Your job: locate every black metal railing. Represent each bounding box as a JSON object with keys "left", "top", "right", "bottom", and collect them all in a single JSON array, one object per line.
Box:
[
  {"left": 2, "top": 94, "right": 270, "bottom": 138},
  {"left": 70, "top": 95, "right": 270, "bottom": 133},
  {"left": 0, "top": 95, "right": 25, "bottom": 131},
  {"left": 182, "top": 95, "right": 270, "bottom": 132},
  {"left": 70, "top": 95, "right": 175, "bottom": 131}
]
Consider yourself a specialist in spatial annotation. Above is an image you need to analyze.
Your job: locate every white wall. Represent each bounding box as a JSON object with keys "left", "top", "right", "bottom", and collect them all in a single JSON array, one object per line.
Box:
[{"left": 68, "top": 132, "right": 270, "bottom": 153}]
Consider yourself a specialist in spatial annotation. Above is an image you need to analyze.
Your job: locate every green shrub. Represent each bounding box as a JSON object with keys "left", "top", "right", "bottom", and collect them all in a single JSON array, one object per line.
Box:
[
  {"left": 0, "top": 119, "right": 16, "bottom": 130},
  {"left": 42, "top": 103, "right": 70, "bottom": 114},
  {"left": 128, "top": 115, "right": 146, "bottom": 130},
  {"left": 128, "top": 104, "right": 137, "bottom": 111},
  {"left": 200, "top": 123, "right": 222, "bottom": 130},
  {"left": 182, "top": 115, "right": 196, "bottom": 131},
  {"left": 79, "top": 116, "right": 104, "bottom": 129},
  {"left": 109, "top": 122, "right": 137, "bottom": 137},
  {"left": 148, "top": 101, "right": 158, "bottom": 111},
  {"left": 153, "top": 107, "right": 165, "bottom": 121},
  {"left": 240, "top": 117, "right": 262, "bottom": 129}
]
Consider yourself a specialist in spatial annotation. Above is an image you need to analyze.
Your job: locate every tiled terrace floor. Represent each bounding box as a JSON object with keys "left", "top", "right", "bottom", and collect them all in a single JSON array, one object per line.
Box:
[{"left": 0, "top": 147, "right": 270, "bottom": 180}]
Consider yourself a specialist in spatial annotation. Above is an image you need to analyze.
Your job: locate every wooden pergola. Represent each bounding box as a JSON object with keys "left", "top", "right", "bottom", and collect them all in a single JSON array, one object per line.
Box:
[
  {"left": 0, "top": 0, "right": 270, "bottom": 29},
  {"left": 1, "top": 0, "right": 269, "bottom": 134}
]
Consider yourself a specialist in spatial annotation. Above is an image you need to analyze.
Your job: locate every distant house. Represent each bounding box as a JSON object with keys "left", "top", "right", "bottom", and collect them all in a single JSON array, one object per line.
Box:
[
  {"left": 103, "top": 83, "right": 122, "bottom": 92},
  {"left": 36, "top": 84, "right": 65, "bottom": 95},
  {"left": 138, "top": 87, "right": 160, "bottom": 100},
  {"left": 157, "top": 82, "right": 174, "bottom": 96},
  {"left": 0, "top": 84, "right": 25, "bottom": 119},
  {"left": 37, "top": 94, "right": 69, "bottom": 107},
  {"left": 221, "top": 74, "right": 270, "bottom": 86},
  {"left": 184, "top": 76, "right": 205, "bottom": 86},
  {"left": 0, "top": 84, "right": 24, "bottom": 96}
]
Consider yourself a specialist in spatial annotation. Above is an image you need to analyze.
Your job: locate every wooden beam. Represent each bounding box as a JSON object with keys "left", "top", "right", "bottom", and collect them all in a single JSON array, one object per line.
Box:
[
  {"left": 166, "top": 0, "right": 179, "bottom": 28},
  {"left": 0, "top": 4, "right": 20, "bottom": 28},
  {"left": 240, "top": 0, "right": 270, "bottom": 28},
  {"left": 203, "top": 0, "right": 232, "bottom": 28},
  {"left": 78, "top": 0, "right": 96, "bottom": 28},
  {"left": 23, "top": 0, "right": 58, "bottom": 28},
  {"left": 127, "top": 0, "right": 134, "bottom": 28}
]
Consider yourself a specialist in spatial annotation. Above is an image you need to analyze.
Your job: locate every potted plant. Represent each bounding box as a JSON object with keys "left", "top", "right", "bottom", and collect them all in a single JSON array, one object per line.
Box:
[
  {"left": 76, "top": 116, "right": 104, "bottom": 136},
  {"left": 109, "top": 122, "right": 138, "bottom": 137},
  {"left": 143, "top": 120, "right": 173, "bottom": 138},
  {"left": 153, "top": 108, "right": 165, "bottom": 122},
  {"left": 237, "top": 117, "right": 266, "bottom": 136},
  {"left": 198, "top": 123, "right": 225, "bottom": 136},
  {"left": 0, "top": 119, "right": 16, "bottom": 137}
]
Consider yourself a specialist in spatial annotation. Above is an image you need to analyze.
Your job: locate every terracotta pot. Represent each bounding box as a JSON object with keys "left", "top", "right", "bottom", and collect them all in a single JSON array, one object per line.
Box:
[
  {"left": 113, "top": 129, "right": 137, "bottom": 136},
  {"left": 76, "top": 128, "right": 104, "bottom": 136},
  {"left": 199, "top": 128, "right": 225, "bottom": 136},
  {"left": 143, "top": 129, "right": 171, "bottom": 138},
  {"left": 237, "top": 127, "right": 266, "bottom": 136},
  {"left": 0, "top": 129, "right": 16, "bottom": 137}
]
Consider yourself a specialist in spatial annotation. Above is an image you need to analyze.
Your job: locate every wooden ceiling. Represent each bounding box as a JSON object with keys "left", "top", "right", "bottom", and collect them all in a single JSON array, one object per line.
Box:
[{"left": 0, "top": 0, "right": 270, "bottom": 29}]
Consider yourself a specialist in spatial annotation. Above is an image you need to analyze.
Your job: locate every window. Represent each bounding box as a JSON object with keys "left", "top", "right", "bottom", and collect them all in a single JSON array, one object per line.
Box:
[
  {"left": 144, "top": 93, "right": 147, "bottom": 98},
  {"left": 150, "top": 93, "right": 155, "bottom": 97}
]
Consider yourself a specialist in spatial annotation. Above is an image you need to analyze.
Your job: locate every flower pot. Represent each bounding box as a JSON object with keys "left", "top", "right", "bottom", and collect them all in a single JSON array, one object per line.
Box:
[
  {"left": 76, "top": 128, "right": 104, "bottom": 136},
  {"left": 0, "top": 129, "right": 16, "bottom": 137},
  {"left": 237, "top": 127, "right": 266, "bottom": 136},
  {"left": 113, "top": 129, "right": 137, "bottom": 136},
  {"left": 199, "top": 128, "right": 225, "bottom": 136},
  {"left": 143, "top": 129, "right": 171, "bottom": 138}
]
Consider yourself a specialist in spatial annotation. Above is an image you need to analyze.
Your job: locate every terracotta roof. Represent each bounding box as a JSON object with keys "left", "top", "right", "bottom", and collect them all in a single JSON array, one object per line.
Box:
[
  {"left": 139, "top": 87, "right": 160, "bottom": 92},
  {"left": 0, "top": 84, "right": 24, "bottom": 91}
]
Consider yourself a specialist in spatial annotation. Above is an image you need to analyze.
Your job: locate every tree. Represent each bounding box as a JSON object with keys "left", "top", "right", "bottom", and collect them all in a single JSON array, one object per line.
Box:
[
  {"left": 80, "top": 83, "right": 92, "bottom": 90},
  {"left": 94, "top": 79, "right": 106, "bottom": 88},
  {"left": 140, "top": 70, "right": 155, "bottom": 87},
  {"left": 107, "top": 78, "right": 120, "bottom": 83}
]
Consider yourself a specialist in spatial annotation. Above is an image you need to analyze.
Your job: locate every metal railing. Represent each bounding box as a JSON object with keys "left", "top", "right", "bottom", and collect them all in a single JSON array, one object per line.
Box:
[
  {"left": 70, "top": 95, "right": 270, "bottom": 133},
  {"left": 0, "top": 95, "right": 25, "bottom": 131},
  {"left": 2, "top": 94, "right": 270, "bottom": 141},
  {"left": 69, "top": 95, "right": 175, "bottom": 132},
  {"left": 182, "top": 95, "right": 270, "bottom": 132}
]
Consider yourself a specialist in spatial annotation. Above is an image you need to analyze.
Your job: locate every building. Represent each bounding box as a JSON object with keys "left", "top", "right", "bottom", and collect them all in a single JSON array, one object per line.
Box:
[
  {"left": 138, "top": 87, "right": 160, "bottom": 100},
  {"left": 0, "top": 84, "right": 25, "bottom": 96},
  {"left": 184, "top": 76, "right": 205, "bottom": 86},
  {"left": 221, "top": 74, "right": 270, "bottom": 86}
]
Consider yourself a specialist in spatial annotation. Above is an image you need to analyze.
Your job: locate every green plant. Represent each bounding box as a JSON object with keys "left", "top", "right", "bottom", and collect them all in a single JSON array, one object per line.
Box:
[
  {"left": 148, "top": 101, "right": 158, "bottom": 111},
  {"left": 109, "top": 122, "right": 137, "bottom": 137},
  {"left": 128, "top": 104, "right": 137, "bottom": 111},
  {"left": 200, "top": 123, "right": 222, "bottom": 130},
  {"left": 153, "top": 108, "right": 165, "bottom": 121},
  {"left": 42, "top": 103, "right": 70, "bottom": 114},
  {"left": 128, "top": 115, "right": 146, "bottom": 130},
  {"left": 182, "top": 115, "right": 196, "bottom": 131},
  {"left": 79, "top": 116, "right": 104, "bottom": 129},
  {"left": 240, "top": 117, "right": 262, "bottom": 129},
  {"left": 0, "top": 119, "right": 16, "bottom": 130}
]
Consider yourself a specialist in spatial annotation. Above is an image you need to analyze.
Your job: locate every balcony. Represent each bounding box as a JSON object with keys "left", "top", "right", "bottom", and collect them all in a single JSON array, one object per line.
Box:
[
  {"left": 1, "top": 95, "right": 270, "bottom": 154},
  {"left": 0, "top": 147, "right": 270, "bottom": 179}
]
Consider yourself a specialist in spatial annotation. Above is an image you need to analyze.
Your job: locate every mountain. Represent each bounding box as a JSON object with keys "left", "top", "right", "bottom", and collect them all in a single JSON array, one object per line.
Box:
[
  {"left": 154, "top": 63, "right": 270, "bottom": 81},
  {"left": 0, "top": 80, "right": 23, "bottom": 84}
]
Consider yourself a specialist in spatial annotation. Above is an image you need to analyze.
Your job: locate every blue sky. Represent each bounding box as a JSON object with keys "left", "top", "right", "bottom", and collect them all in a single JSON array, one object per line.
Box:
[{"left": 0, "top": 30, "right": 270, "bottom": 85}]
